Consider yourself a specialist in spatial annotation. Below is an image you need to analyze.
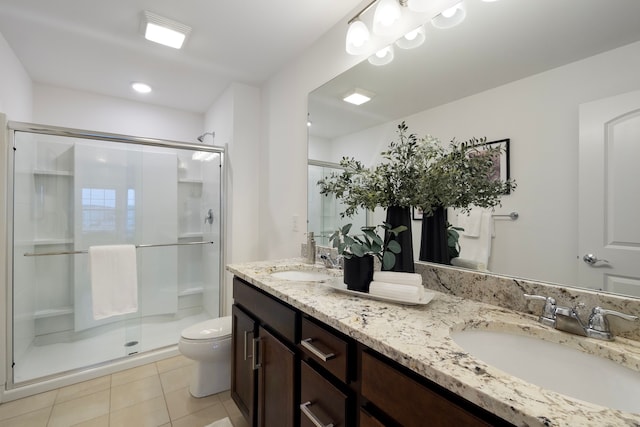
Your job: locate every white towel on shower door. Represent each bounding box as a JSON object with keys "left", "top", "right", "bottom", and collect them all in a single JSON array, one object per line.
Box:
[{"left": 89, "top": 245, "right": 139, "bottom": 320}]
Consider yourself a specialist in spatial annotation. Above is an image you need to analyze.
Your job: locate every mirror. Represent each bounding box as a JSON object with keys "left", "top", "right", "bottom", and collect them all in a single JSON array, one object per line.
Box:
[
  {"left": 308, "top": 160, "right": 367, "bottom": 246},
  {"left": 307, "top": 0, "right": 640, "bottom": 295}
]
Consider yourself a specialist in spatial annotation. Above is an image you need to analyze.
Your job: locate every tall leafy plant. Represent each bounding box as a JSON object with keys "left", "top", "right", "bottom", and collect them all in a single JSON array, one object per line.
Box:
[{"left": 317, "top": 121, "right": 516, "bottom": 218}]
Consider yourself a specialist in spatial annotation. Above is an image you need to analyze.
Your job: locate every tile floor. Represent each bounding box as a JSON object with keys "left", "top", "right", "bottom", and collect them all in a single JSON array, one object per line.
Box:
[{"left": 0, "top": 355, "right": 250, "bottom": 427}]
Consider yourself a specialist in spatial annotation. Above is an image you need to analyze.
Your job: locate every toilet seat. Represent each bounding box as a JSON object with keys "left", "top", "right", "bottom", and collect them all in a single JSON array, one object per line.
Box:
[{"left": 180, "top": 316, "right": 232, "bottom": 341}]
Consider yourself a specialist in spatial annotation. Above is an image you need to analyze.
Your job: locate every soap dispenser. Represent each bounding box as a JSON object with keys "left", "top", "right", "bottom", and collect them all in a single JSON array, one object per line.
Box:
[{"left": 306, "top": 232, "right": 316, "bottom": 264}]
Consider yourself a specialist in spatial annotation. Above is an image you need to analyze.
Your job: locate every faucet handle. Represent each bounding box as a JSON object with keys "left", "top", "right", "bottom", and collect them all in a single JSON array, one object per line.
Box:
[
  {"left": 524, "top": 294, "right": 557, "bottom": 326},
  {"left": 588, "top": 307, "right": 638, "bottom": 332}
]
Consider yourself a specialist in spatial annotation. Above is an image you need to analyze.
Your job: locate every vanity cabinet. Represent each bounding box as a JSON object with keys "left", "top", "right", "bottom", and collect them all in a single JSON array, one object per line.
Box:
[
  {"left": 257, "top": 325, "right": 296, "bottom": 427},
  {"left": 231, "top": 276, "right": 512, "bottom": 427},
  {"left": 360, "top": 350, "right": 511, "bottom": 427},
  {"left": 231, "top": 305, "right": 256, "bottom": 423},
  {"left": 231, "top": 278, "right": 297, "bottom": 427}
]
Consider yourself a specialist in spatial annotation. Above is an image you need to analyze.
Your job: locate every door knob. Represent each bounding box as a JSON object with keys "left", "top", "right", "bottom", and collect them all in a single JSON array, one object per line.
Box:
[{"left": 583, "top": 254, "right": 609, "bottom": 266}]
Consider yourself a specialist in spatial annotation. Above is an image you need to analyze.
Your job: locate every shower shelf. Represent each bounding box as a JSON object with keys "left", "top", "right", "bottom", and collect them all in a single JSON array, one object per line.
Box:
[
  {"left": 33, "top": 169, "right": 73, "bottom": 176},
  {"left": 178, "top": 179, "right": 203, "bottom": 184},
  {"left": 34, "top": 307, "right": 73, "bottom": 319},
  {"left": 32, "top": 238, "right": 74, "bottom": 246},
  {"left": 178, "top": 286, "right": 204, "bottom": 297},
  {"left": 178, "top": 232, "right": 203, "bottom": 239}
]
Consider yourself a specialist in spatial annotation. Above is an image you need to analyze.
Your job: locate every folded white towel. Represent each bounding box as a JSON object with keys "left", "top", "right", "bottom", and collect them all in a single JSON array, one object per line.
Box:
[
  {"left": 373, "top": 271, "right": 422, "bottom": 287},
  {"left": 89, "top": 244, "right": 138, "bottom": 320},
  {"left": 450, "top": 257, "right": 487, "bottom": 271},
  {"left": 369, "top": 281, "right": 424, "bottom": 302},
  {"left": 458, "top": 209, "right": 483, "bottom": 237}
]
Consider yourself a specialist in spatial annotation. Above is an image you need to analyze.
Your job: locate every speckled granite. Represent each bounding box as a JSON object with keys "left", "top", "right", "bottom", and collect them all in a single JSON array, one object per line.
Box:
[
  {"left": 307, "top": 243, "right": 640, "bottom": 341},
  {"left": 227, "top": 258, "right": 640, "bottom": 427}
]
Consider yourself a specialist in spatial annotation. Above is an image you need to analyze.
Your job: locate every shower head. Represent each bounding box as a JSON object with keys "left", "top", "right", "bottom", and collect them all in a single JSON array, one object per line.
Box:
[{"left": 197, "top": 131, "right": 215, "bottom": 142}]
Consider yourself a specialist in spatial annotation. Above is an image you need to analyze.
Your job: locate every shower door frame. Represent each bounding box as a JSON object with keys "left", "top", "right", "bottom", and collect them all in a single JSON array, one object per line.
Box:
[{"left": 4, "top": 121, "right": 226, "bottom": 391}]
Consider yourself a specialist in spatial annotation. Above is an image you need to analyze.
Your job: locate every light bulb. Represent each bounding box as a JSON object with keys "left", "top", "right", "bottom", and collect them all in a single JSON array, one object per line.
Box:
[
  {"left": 432, "top": 1, "right": 466, "bottom": 29},
  {"left": 368, "top": 45, "right": 394, "bottom": 66},
  {"left": 442, "top": 5, "right": 458, "bottom": 18},
  {"left": 396, "top": 25, "right": 426, "bottom": 50},
  {"left": 373, "top": 0, "right": 401, "bottom": 35},
  {"left": 345, "top": 20, "right": 370, "bottom": 55}
]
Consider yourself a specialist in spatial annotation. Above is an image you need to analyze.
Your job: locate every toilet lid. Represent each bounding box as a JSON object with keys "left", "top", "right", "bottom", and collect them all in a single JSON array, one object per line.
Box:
[{"left": 181, "top": 316, "right": 232, "bottom": 340}]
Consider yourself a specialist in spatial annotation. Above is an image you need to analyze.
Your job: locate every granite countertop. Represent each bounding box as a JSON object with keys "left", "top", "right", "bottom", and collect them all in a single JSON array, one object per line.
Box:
[{"left": 227, "top": 258, "right": 640, "bottom": 427}]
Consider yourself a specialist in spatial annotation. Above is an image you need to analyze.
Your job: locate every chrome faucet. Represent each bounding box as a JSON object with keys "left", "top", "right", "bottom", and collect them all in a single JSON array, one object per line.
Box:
[
  {"left": 524, "top": 293, "right": 638, "bottom": 341},
  {"left": 320, "top": 253, "right": 342, "bottom": 269}
]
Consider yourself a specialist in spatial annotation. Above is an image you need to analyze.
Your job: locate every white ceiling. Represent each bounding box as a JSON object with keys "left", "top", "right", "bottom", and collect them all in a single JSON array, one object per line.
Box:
[{"left": 0, "top": 0, "right": 364, "bottom": 113}]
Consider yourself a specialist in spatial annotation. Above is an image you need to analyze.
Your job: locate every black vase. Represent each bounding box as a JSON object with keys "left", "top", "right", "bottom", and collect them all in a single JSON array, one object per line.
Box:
[
  {"left": 384, "top": 205, "right": 414, "bottom": 273},
  {"left": 343, "top": 255, "right": 374, "bottom": 292},
  {"left": 419, "top": 206, "right": 449, "bottom": 264}
]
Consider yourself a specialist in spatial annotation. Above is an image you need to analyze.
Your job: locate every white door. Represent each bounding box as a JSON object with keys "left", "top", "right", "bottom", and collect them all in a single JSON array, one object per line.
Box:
[{"left": 578, "top": 90, "right": 640, "bottom": 296}]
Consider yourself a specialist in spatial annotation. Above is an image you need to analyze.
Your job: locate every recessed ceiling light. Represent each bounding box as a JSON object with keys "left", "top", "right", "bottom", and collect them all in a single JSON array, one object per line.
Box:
[
  {"left": 141, "top": 11, "right": 191, "bottom": 49},
  {"left": 131, "top": 82, "right": 152, "bottom": 93},
  {"left": 343, "top": 89, "right": 374, "bottom": 106}
]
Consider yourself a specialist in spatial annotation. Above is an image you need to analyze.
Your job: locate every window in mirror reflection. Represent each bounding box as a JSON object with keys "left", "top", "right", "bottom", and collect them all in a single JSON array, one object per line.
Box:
[{"left": 308, "top": 162, "right": 367, "bottom": 246}]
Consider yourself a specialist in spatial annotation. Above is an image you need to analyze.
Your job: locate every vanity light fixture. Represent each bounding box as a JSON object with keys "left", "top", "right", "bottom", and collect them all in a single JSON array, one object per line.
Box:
[
  {"left": 431, "top": 1, "right": 466, "bottom": 29},
  {"left": 344, "top": 0, "right": 471, "bottom": 58},
  {"left": 372, "top": 0, "right": 403, "bottom": 36},
  {"left": 368, "top": 45, "right": 395, "bottom": 66},
  {"left": 343, "top": 89, "right": 374, "bottom": 106},
  {"left": 131, "top": 82, "right": 152, "bottom": 93},
  {"left": 345, "top": 19, "right": 371, "bottom": 54},
  {"left": 141, "top": 11, "right": 191, "bottom": 49},
  {"left": 395, "top": 24, "right": 426, "bottom": 49}
]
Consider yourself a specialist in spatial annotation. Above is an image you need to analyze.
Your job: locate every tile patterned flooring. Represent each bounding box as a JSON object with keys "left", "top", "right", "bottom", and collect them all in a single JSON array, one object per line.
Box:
[{"left": 0, "top": 355, "right": 249, "bottom": 427}]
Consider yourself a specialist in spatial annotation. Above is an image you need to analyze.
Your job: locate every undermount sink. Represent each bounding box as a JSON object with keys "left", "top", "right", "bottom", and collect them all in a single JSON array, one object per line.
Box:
[
  {"left": 270, "top": 270, "right": 332, "bottom": 282},
  {"left": 451, "top": 328, "right": 640, "bottom": 414}
]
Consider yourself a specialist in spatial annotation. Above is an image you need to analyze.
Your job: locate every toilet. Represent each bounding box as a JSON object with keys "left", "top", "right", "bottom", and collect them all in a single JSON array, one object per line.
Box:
[{"left": 178, "top": 316, "right": 232, "bottom": 398}]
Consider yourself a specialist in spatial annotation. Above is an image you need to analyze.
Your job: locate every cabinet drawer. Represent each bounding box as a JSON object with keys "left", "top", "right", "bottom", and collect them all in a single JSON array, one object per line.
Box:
[
  {"left": 361, "top": 351, "right": 492, "bottom": 427},
  {"left": 359, "top": 408, "right": 386, "bottom": 427},
  {"left": 233, "top": 277, "right": 297, "bottom": 343},
  {"left": 299, "top": 317, "right": 349, "bottom": 382},
  {"left": 300, "top": 361, "right": 349, "bottom": 427}
]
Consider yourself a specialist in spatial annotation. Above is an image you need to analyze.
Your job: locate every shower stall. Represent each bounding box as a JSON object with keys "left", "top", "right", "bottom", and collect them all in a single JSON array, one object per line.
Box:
[{"left": 5, "top": 122, "right": 225, "bottom": 390}]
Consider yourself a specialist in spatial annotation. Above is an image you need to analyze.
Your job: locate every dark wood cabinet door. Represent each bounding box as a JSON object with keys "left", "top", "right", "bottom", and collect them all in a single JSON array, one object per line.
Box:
[
  {"left": 361, "top": 351, "right": 493, "bottom": 427},
  {"left": 300, "top": 360, "right": 349, "bottom": 427},
  {"left": 231, "top": 305, "right": 256, "bottom": 425},
  {"left": 257, "top": 326, "right": 296, "bottom": 427}
]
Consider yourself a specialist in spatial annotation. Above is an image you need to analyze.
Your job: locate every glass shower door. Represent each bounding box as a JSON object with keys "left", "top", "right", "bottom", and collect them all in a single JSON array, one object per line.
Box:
[{"left": 9, "top": 128, "right": 223, "bottom": 386}]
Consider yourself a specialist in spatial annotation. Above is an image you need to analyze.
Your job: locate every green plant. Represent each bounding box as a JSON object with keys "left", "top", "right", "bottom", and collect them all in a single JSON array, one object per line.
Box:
[
  {"left": 329, "top": 223, "right": 407, "bottom": 270},
  {"left": 317, "top": 121, "right": 516, "bottom": 218}
]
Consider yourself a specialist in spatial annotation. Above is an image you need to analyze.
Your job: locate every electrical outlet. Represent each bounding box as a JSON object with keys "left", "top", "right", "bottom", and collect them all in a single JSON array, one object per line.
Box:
[{"left": 292, "top": 214, "right": 299, "bottom": 232}]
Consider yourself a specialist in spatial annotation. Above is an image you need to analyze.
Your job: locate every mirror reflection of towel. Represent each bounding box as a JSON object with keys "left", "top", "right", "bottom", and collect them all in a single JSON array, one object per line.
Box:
[
  {"left": 456, "top": 208, "right": 493, "bottom": 267},
  {"left": 89, "top": 245, "right": 138, "bottom": 320},
  {"left": 458, "top": 209, "right": 483, "bottom": 237}
]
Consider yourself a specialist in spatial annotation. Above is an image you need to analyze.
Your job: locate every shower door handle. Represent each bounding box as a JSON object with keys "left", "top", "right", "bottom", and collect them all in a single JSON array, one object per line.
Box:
[{"left": 204, "top": 209, "right": 214, "bottom": 225}]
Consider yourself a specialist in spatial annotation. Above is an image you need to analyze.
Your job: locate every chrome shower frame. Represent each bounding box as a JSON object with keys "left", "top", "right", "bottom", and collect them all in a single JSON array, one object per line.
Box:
[{"left": 2, "top": 121, "right": 227, "bottom": 399}]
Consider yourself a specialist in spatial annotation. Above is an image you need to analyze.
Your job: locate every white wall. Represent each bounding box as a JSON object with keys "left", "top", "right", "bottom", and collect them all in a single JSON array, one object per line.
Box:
[
  {"left": 313, "top": 40, "right": 640, "bottom": 287},
  {"left": 0, "top": 33, "right": 33, "bottom": 122},
  {"left": 33, "top": 84, "right": 203, "bottom": 142},
  {"left": 205, "top": 82, "right": 261, "bottom": 315},
  {"left": 258, "top": 2, "right": 373, "bottom": 260}
]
